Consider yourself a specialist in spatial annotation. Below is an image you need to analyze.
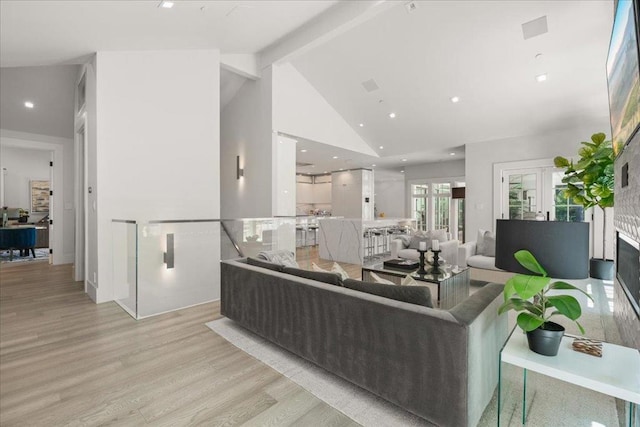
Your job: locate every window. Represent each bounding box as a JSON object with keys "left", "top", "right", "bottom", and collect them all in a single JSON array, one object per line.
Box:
[
  {"left": 552, "top": 172, "right": 584, "bottom": 222},
  {"left": 411, "top": 184, "right": 429, "bottom": 231},
  {"left": 410, "top": 181, "right": 463, "bottom": 240}
]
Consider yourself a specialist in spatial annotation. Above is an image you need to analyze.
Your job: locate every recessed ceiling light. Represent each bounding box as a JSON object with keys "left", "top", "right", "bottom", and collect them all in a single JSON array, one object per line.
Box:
[
  {"left": 324, "top": 171, "right": 328, "bottom": 173},
  {"left": 339, "top": 168, "right": 344, "bottom": 171},
  {"left": 159, "top": 1, "right": 174, "bottom": 8},
  {"left": 450, "top": 152, "right": 456, "bottom": 156},
  {"left": 536, "top": 73, "right": 547, "bottom": 82},
  {"left": 359, "top": 123, "right": 364, "bottom": 127},
  {"left": 401, "top": 170, "right": 405, "bottom": 173},
  {"left": 379, "top": 146, "right": 384, "bottom": 149},
  {"left": 24, "top": 101, "right": 34, "bottom": 109},
  {"left": 332, "top": 156, "right": 338, "bottom": 159},
  {"left": 401, "top": 158, "right": 407, "bottom": 162},
  {"left": 300, "top": 149, "right": 307, "bottom": 153},
  {"left": 389, "top": 112, "right": 396, "bottom": 118},
  {"left": 535, "top": 53, "right": 543, "bottom": 59},
  {"left": 450, "top": 96, "right": 460, "bottom": 103},
  {"left": 372, "top": 164, "right": 376, "bottom": 167}
]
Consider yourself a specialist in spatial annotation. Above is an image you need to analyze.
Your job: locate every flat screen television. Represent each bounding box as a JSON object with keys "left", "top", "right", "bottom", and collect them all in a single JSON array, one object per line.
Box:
[{"left": 606, "top": 0, "right": 640, "bottom": 157}]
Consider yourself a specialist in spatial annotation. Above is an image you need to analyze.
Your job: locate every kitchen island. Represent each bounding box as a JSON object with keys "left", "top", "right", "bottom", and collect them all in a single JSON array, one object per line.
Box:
[{"left": 318, "top": 218, "right": 415, "bottom": 265}]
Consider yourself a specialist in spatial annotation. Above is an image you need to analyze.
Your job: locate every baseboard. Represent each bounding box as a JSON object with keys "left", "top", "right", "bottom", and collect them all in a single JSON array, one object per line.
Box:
[{"left": 86, "top": 280, "right": 97, "bottom": 302}]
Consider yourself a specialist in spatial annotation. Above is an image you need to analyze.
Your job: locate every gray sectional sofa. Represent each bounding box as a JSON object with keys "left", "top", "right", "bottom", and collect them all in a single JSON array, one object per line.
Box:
[{"left": 220, "top": 258, "right": 509, "bottom": 427}]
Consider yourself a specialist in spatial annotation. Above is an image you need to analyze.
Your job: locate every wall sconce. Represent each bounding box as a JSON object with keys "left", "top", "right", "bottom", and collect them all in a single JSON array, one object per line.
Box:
[
  {"left": 163, "top": 233, "right": 174, "bottom": 269},
  {"left": 237, "top": 155, "right": 244, "bottom": 179}
]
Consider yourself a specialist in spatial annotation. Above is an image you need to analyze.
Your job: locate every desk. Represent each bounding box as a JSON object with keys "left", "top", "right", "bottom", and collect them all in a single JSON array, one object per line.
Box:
[{"left": 498, "top": 329, "right": 640, "bottom": 426}]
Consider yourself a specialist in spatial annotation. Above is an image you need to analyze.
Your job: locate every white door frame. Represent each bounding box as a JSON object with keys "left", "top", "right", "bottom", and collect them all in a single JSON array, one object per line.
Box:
[
  {"left": 74, "top": 114, "right": 88, "bottom": 284},
  {"left": 0, "top": 130, "right": 66, "bottom": 264}
]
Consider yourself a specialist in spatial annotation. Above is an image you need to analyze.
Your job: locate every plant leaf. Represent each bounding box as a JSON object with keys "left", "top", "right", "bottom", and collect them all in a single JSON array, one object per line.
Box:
[
  {"left": 498, "top": 298, "right": 527, "bottom": 315},
  {"left": 503, "top": 280, "right": 516, "bottom": 301},
  {"left": 514, "top": 250, "right": 547, "bottom": 276},
  {"left": 548, "top": 281, "right": 594, "bottom": 301},
  {"left": 547, "top": 295, "right": 582, "bottom": 320},
  {"left": 553, "top": 156, "right": 570, "bottom": 167},
  {"left": 575, "top": 320, "right": 586, "bottom": 335},
  {"left": 591, "top": 132, "right": 606, "bottom": 144},
  {"left": 517, "top": 312, "right": 545, "bottom": 332},
  {"left": 511, "top": 274, "right": 549, "bottom": 300}
]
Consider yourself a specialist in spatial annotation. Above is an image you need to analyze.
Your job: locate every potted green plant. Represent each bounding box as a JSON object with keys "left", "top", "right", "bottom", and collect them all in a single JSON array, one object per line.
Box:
[
  {"left": 498, "top": 250, "right": 593, "bottom": 356},
  {"left": 553, "top": 132, "right": 615, "bottom": 279}
]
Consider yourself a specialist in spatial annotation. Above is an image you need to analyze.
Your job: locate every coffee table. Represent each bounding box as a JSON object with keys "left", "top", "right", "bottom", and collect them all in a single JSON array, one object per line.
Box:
[{"left": 361, "top": 261, "right": 470, "bottom": 309}]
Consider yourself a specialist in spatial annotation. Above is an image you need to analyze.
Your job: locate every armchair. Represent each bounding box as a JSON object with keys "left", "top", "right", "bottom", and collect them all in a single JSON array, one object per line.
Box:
[{"left": 391, "top": 231, "right": 459, "bottom": 266}]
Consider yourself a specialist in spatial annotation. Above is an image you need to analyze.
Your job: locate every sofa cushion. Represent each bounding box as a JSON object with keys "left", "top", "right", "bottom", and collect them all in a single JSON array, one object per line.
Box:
[
  {"left": 343, "top": 278, "right": 433, "bottom": 308},
  {"left": 246, "top": 257, "right": 284, "bottom": 272},
  {"left": 467, "top": 255, "right": 499, "bottom": 270},
  {"left": 283, "top": 266, "right": 343, "bottom": 286}
]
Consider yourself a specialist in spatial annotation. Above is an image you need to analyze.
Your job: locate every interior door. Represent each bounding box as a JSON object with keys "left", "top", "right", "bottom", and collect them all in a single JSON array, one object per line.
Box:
[{"left": 502, "top": 169, "right": 542, "bottom": 220}]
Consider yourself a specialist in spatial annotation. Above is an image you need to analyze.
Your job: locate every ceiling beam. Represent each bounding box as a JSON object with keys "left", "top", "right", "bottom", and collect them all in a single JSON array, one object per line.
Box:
[
  {"left": 258, "top": 0, "right": 399, "bottom": 69},
  {"left": 220, "top": 54, "right": 260, "bottom": 80}
]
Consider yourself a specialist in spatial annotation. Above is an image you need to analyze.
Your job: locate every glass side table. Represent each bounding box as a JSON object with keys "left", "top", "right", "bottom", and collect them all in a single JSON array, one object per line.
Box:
[{"left": 498, "top": 328, "right": 640, "bottom": 426}]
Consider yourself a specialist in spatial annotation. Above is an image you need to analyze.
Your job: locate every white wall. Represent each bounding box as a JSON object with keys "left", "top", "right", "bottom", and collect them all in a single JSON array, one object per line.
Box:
[
  {"left": 404, "top": 159, "right": 465, "bottom": 181},
  {"left": 374, "top": 171, "right": 405, "bottom": 218},
  {"left": 465, "top": 124, "right": 610, "bottom": 243},
  {"left": 93, "top": 49, "right": 221, "bottom": 304},
  {"left": 220, "top": 67, "right": 273, "bottom": 218},
  {"left": 272, "top": 135, "right": 296, "bottom": 216},
  {"left": 0, "top": 130, "right": 74, "bottom": 264},
  {"left": 1, "top": 146, "right": 50, "bottom": 222},
  {"left": 331, "top": 169, "right": 374, "bottom": 219},
  {"left": 272, "top": 63, "right": 377, "bottom": 157}
]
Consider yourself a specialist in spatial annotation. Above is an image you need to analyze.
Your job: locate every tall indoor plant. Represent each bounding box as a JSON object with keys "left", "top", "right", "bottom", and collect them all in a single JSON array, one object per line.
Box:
[
  {"left": 553, "top": 132, "right": 615, "bottom": 279},
  {"left": 498, "top": 250, "right": 593, "bottom": 356}
]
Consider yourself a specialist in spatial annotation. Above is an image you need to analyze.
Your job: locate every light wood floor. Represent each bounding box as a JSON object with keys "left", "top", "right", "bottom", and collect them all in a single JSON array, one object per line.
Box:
[{"left": 0, "top": 261, "right": 360, "bottom": 426}]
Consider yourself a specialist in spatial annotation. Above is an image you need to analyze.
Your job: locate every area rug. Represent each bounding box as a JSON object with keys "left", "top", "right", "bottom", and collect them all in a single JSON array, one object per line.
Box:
[
  {"left": 0, "top": 248, "right": 49, "bottom": 264},
  {"left": 207, "top": 312, "right": 620, "bottom": 427},
  {"left": 206, "top": 317, "right": 435, "bottom": 427}
]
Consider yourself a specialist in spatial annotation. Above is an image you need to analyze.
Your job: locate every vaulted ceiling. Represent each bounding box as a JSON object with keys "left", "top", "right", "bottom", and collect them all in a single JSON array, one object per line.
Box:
[{"left": 0, "top": 0, "right": 614, "bottom": 173}]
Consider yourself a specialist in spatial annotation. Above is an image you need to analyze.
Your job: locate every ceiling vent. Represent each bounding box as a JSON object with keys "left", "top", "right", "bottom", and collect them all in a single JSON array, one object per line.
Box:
[
  {"left": 405, "top": 2, "right": 417, "bottom": 13},
  {"left": 522, "top": 16, "right": 548, "bottom": 40},
  {"left": 361, "top": 78, "right": 379, "bottom": 93}
]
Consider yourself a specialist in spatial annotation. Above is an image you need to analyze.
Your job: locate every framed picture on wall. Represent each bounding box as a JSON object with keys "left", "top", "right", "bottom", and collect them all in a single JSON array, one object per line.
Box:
[{"left": 31, "top": 180, "right": 50, "bottom": 213}]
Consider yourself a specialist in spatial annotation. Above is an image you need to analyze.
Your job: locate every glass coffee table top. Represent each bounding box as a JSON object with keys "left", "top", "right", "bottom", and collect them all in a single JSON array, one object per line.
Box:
[{"left": 363, "top": 260, "right": 467, "bottom": 284}]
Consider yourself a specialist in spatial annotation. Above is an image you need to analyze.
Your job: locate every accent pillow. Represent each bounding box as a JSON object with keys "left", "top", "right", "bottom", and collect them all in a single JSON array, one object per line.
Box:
[
  {"left": 368, "top": 272, "right": 396, "bottom": 285},
  {"left": 283, "top": 266, "right": 343, "bottom": 287},
  {"left": 408, "top": 236, "right": 430, "bottom": 250},
  {"left": 476, "top": 229, "right": 489, "bottom": 255},
  {"left": 257, "top": 250, "right": 299, "bottom": 268},
  {"left": 342, "top": 279, "right": 433, "bottom": 308},
  {"left": 397, "top": 234, "right": 412, "bottom": 248},
  {"left": 312, "top": 262, "right": 350, "bottom": 281},
  {"left": 482, "top": 231, "right": 496, "bottom": 257},
  {"left": 246, "top": 257, "right": 284, "bottom": 272},
  {"left": 331, "top": 262, "right": 350, "bottom": 281},
  {"left": 400, "top": 275, "right": 418, "bottom": 286},
  {"left": 427, "top": 229, "right": 448, "bottom": 242}
]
